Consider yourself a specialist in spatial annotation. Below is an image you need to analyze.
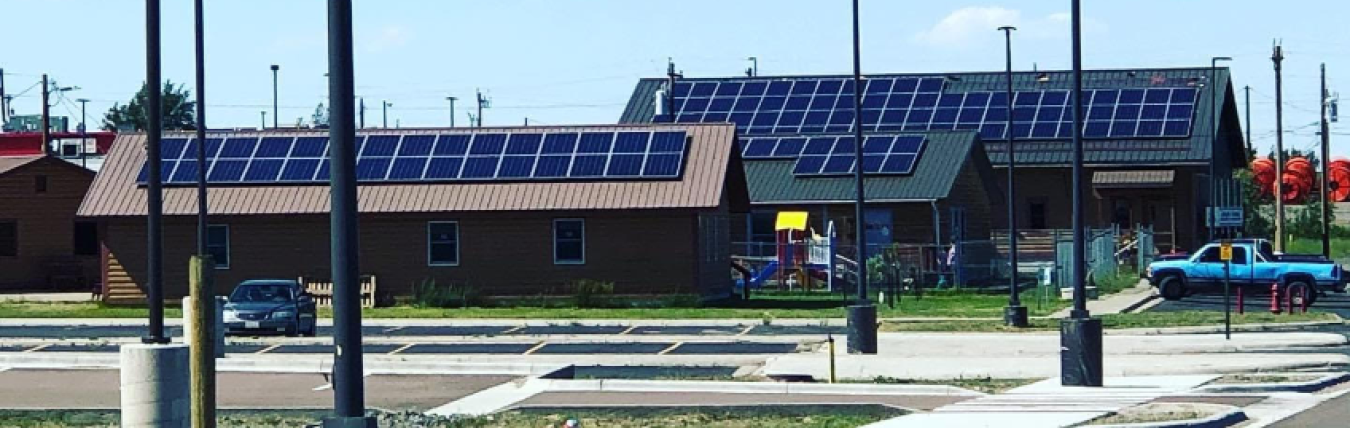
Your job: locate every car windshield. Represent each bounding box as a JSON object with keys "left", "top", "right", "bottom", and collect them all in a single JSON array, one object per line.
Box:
[{"left": 229, "top": 284, "right": 293, "bottom": 303}]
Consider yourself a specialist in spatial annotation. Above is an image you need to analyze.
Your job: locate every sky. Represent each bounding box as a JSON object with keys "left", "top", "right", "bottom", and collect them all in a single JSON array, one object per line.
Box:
[{"left": 3, "top": 1, "right": 1347, "bottom": 156}]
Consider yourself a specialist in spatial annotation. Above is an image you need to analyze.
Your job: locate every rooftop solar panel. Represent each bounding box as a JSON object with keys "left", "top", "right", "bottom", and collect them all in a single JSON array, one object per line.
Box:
[
  {"left": 668, "top": 77, "right": 1200, "bottom": 140},
  {"left": 139, "top": 130, "right": 690, "bottom": 186}
]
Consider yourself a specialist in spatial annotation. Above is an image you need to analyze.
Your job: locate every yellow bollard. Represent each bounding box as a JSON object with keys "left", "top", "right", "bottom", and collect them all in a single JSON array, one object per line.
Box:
[{"left": 827, "top": 334, "right": 837, "bottom": 384}]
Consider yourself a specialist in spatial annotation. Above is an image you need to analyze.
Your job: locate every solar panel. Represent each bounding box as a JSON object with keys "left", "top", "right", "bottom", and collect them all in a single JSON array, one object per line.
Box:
[
  {"left": 141, "top": 130, "right": 690, "bottom": 186},
  {"left": 790, "top": 135, "right": 926, "bottom": 177},
  {"left": 668, "top": 77, "right": 1200, "bottom": 140}
]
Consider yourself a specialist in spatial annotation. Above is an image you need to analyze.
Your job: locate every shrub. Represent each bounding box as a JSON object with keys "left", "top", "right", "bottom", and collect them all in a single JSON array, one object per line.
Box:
[
  {"left": 409, "top": 278, "right": 479, "bottom": 308},
  {"left": 568, "top": 279, "right": 615, "bottom": 308}
]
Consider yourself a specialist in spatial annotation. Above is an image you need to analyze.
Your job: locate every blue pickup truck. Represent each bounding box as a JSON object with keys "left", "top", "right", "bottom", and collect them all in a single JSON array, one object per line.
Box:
[{"left": 1146, "top": 239, "right": 1344, "bottom": 306}]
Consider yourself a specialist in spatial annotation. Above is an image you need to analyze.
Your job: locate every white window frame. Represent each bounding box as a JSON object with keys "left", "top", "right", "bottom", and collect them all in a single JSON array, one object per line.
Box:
[
  {"left": 207, "top": 224, "right": 230, "bottom": 270},
  {"left": 553, "top": 218, "right": 586, "bottom": 265},
  {"left": 427, "top": 221, "right": 461, "bottom": 267}
]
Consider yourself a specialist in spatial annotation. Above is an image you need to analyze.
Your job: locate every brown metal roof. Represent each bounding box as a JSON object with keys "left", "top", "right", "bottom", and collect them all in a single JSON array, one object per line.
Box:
[
  {"left": 0, "top": 155, "right": 44, "bottom": 176},
  {"left": 1092, "top": 170, "right": 1176, "bottom": 189},
  {"left": 78, "top": 124, "right": 742, "bottom": 217}
]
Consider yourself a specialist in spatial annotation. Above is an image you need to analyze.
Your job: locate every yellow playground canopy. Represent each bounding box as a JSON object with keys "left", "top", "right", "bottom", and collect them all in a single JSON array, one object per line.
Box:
[{"left": 775, "top": 211, "right": 809, "bottom": 231}]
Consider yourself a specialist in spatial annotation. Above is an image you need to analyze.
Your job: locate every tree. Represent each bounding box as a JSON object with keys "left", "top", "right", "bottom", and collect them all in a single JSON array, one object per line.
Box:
[{"left": 102, "top": 81, "right": 196, "bottom": 131}]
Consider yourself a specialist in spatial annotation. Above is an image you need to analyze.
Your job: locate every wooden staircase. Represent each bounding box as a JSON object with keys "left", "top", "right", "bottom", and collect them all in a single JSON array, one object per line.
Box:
[
  {"left": 992, "top": 230, "right": 1060, "bottom": 263},
  {"left": 102, "top": 252, "right": 146, "bottom": 305}
]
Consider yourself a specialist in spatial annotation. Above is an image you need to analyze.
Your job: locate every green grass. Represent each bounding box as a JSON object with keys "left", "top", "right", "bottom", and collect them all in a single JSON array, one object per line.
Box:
[
  {"left": 1285, "top": 237, "right": 1350, "bottom": 261},
  {"left": 880, "top": 311, "right": 1340, "bottom": 332},
  {"left": 0, "top": 410, "right": 325, "bottom": 428},
  {"left": 0, "top": 302, "right": 182, "bottom": 319}
]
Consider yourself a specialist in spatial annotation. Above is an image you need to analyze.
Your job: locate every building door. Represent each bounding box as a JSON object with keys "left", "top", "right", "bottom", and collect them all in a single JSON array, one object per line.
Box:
[{"left": 864, "top": 208, "right": 892, "bottom": 259}]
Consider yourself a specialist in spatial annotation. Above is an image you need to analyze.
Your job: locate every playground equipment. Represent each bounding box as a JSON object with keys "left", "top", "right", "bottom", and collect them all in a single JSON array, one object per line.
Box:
[{"left": 735, "top": 211, "right": 837, "bottom": 291}]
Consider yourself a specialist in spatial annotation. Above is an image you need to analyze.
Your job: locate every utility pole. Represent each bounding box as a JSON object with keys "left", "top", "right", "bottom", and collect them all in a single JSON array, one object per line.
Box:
[
  {"left": 324, "top": 0, "right": 373, "bottom": 425},
  {"left": 1061, "top": 0, "right": 1103, "bottom": 388},
  {"left": 666, "top": 59, "right": 682, "bottom": 123},
  {"left": 476, "top": 89, "right": 489, "bottom": 128},
  {"left": 0, "top": 68, "right": 7, "bottom": 128},
  {"left": 1244, "top": 86, "right": 1252, "bottom": 157},
  {"left": 78, "top": 98, "right": 88, "bottom": 168},
  {"left": 1273, "top": 43, "right": 1286, "bottom": 252},
  {"left": 447, "top": 96, "right": 457, "bottom": 127},
  {"left": 1321, "top": 63, "right": 1332, "bottom": 258},
  {"left": 845, "top": 0, "right": 877, "bottom": 355},
  {"left": 1209, "top": 56, "right": 1232, "bottom": 241},
  {"left": 381, "top": 101, "right": 390, "bottom": 128},
  {"left": 999, "top": 25, "right": 1027, "bottom": 328},
  {"left": 41, "top": 74, "right": 50, "bottom": 156}
]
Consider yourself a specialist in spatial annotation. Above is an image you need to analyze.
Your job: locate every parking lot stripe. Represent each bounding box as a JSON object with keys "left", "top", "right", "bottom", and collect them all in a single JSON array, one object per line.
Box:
[
  {"left": 22, "top": 344, "right": 49, "bottom": 353},
  {"left": 657, "top": 342, "right": 684, "bottom": 355},
  {"left": 387, "top": 343, "right": 416, "bottom": 355},
  {"left": 619, "top": 325, "right": 637, "bottom": 335},
  {"left": 521, "top": 341, "right": 548, "bottom": 355},
  {"left": 382, "top": 326, "right": 406, "bottom": 334},
  {"left": 255, "top": 344, "right": 282, "bottom": 355},
  {"left": 737, "top": 325, "right": 755, "bottom": 336},
  {"left": 502, "top": 326, "right": 526, "bottom": 334}
]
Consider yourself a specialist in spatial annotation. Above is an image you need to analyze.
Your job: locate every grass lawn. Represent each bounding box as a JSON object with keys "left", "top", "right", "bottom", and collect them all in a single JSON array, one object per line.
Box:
[
  {"left": 1285, "top": 237, "right": 1350, "bottom": 262},
  {"left": 0, "top": 410, "right": 325, "bottom": 428},
  {"left": 881, "top": 311, "right": 1340, "bottom": 332},
  {"left": 0, "top": 302, "right": 183, "bottom": 319}
]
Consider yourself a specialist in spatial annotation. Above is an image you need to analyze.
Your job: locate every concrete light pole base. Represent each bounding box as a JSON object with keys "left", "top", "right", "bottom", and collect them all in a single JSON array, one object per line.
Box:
[
  {"left": 322, "top": 416, "right": 378, "bottom": 427},
  {"left": 120, "top": 343, "right": 190, "bottom": 428},
  {"left": 846, "top": 304, "right": 878, "bottom": 354},
  {"left": 1004, "top": 305, "right": 1029, "bottom": 327},
  {"left": 1060, "top": 317, "right": 1104, "bottom": 387}
]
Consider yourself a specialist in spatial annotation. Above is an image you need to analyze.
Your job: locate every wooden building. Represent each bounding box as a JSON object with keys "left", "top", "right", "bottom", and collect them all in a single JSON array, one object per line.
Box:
[
  {"left": 77, "top": 124, "right": 748, "bottom": 303},
  {"left": 0, "top": 155, "right": 98, "bottom": 291}
]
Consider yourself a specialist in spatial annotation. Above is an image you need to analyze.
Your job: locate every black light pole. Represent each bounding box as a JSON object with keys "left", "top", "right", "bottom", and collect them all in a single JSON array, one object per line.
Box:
[
  {"left": 447, "top": 96, "right": 457, "bottom": 127},
  {"left": 143, "top": 0, "right": 168, "bottom": 345},
  {"left": 1209, "top": 57, "right": 1231, "bottom": 241},
  {"left": 195, "top": 0, "right": 209, "bottom": 257},
  {"left": 270, "top": 64, "right": 280, "bottom": 128},
  {"left": 382, "top": 101, "right": 390, "bottom": 128},
  {"left": 845, "top": 0, "right": 878, "bottom": 355},
  {"left": 999, "top": 26, "right": 1028, "bottom": 328},
  {"left": 323, "top": 0, "right": 373, "bottom": 426},
  {"left": 1060, "top": 0, "right": 1102, "bottom": 387}
]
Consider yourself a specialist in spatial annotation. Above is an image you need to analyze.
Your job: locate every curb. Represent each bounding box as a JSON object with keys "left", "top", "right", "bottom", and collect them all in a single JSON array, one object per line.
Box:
[
  {"left": 1194, "top": 372, "right": 1350, "bottom": 394},
  {"left": 1090, "top": 405, "right": 1246, "bottom": 428},
  {"left": 1112, "top": 318, "right": 1345, "bottom": 336},
  {"left": 0, "top": 353, "right": 567, "bottom": 376}
]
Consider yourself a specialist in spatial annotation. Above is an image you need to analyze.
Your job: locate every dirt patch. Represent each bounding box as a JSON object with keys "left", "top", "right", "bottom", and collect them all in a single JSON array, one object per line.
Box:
[
  {"left": 1084, "top": 403, "right": 1221, "bottom": 426},
  {"left": 1210, "top": 374, "right": 1322, "bottom": 385}
]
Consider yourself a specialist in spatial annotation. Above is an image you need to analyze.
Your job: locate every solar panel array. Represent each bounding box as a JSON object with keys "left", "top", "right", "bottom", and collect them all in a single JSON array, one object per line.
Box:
[
  {"left": 761, "top": 134, "right": 926, "bottom": 176},
  {"left": 659, "top": 77, "right": 1199, "bottom": 140},
  {"left": 137, "top": 131, "right": 690, "bottom": 185}
]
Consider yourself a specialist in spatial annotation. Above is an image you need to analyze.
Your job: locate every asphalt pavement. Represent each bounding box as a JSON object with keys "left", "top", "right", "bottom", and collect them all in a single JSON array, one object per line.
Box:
[
  {"left": 0, "top": 323, "right": 841, "bottom": 339},
  {"left": 1149, "top": 290, "right": 1350, "bottom": 319},
  {"left": 1268, "top": 389, "right": 1350, "bottom": 427}
]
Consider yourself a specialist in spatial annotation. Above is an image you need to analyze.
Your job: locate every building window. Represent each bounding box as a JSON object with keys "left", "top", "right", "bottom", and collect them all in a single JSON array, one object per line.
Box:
[
  {"left": 553, "top": 218, "right": 585, "bottom": 265},
  {"left": 207, "top": 225, "right": 230, "bottom": 269},
  {"left": 427, "top": 222, "right": 460, "bottom": 266},
  {"left": 73, "top": 222, "right": 98, "bottom": 256},
  {"left": 0, "top": 221, "right": 15, "bottom": 257},
  {"left": 34, "top": 176, "right": 47, "bottom": 193}
]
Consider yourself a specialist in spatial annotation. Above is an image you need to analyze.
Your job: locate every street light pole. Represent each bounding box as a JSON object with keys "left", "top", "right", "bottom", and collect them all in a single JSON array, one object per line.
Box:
[
  {"left": 143, "top": 0, "right": 168, "bottom": 345},
  {"left": 260, "top": 111, "right": 266, "bottom": 130},
  {"left": 845, "top": 0, "right": 877, "bottom": 355},
  {"left": 1061, "top": 0, "right": 1103, "bottom": 387},
  {"left": 270, "top": 64, "right": 279, "bottom": 128},
  {"left": 324, "top": 0, "right": 374, "bottom": 426},
  {"left": 999, "top": 25, "right": 1027, "bottom": 328},
  {"left": 382, "top": 101, "right": 390, "bottom": 128},
  {"left": 1209, "top": 57, "right": 1232, "bottom": 242}
]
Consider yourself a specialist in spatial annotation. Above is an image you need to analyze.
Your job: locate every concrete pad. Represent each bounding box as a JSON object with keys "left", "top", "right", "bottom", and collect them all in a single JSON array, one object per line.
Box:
[
  {"left": 866, "top": 411, "right": 1104, "bottom": 428},
  {"left": 515, "top": 391, "right": 969, "bottom": 411},
  {"left": 426, "top": 378, "right": 547, "bottom": 416},
  {"left": 763, "top": 353, "right": 1350, "bottom": 380}
]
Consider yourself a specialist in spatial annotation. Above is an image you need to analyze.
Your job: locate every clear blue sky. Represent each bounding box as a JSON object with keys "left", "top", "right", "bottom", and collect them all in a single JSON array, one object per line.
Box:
[{"left": 4, "top": 1, "right": 1346, "bottom": 155}]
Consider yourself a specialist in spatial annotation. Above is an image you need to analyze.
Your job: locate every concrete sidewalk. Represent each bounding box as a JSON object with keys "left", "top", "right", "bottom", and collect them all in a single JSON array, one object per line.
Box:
[
  {"left": 762, "top": 331, "right": 1349, "bottom": 380},
  {"left": 1050, "top": 279, "right": 1157, "bottom": 318}
]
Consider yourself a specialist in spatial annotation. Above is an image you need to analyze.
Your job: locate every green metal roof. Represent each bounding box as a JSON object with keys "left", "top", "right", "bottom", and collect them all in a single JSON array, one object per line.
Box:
[
  {"left": 619, "top": 67, "right": 1245, "bottom": 167},
  {"left": 744, "top": 131, "right": 998, "bottom": 204}
]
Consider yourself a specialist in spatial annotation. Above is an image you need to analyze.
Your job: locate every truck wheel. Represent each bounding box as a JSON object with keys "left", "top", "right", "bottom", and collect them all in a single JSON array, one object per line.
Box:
[
  {"left": 1288, "top": 281, "right": 1315, "bottom": 307},
  {"left": 1158, "top": 275, "right": 1185, "bottom": 301}
]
